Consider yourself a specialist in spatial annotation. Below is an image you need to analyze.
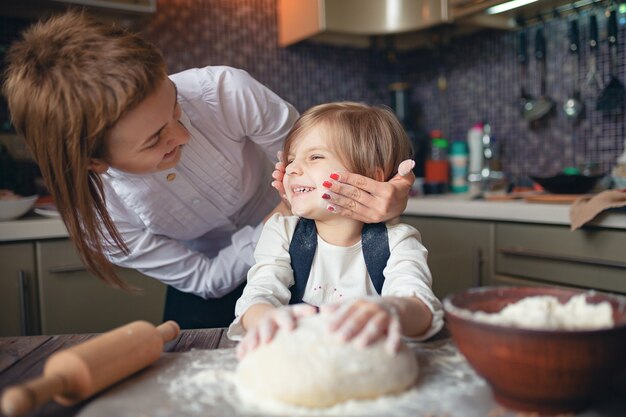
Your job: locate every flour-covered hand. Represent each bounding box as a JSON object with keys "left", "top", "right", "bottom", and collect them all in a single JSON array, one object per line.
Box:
[
  {"left": 322, "top": 298, "right": 401, "bottom": 355},
  {"left": 236, "top": 304, "right": 317, "bottom": 359}
]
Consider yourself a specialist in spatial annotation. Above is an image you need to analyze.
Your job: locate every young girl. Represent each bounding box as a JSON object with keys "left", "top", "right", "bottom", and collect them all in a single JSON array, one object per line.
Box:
[
  {"left": 3, "top": 13, "right": 415, "bottom": 328},
  {"left": 231, "top": 102, "right": 443, "bottom": 356}
]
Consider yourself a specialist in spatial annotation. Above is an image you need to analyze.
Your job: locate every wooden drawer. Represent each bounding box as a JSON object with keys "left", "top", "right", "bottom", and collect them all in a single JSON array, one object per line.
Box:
[{"left": 495, "top": 223, "right": 626, "bottom": 294}]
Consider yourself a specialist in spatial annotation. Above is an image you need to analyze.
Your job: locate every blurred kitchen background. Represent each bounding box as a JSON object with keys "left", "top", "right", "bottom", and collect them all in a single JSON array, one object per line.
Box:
[{"left": 1, "top": 0, "right": 625, "bottom": 190}]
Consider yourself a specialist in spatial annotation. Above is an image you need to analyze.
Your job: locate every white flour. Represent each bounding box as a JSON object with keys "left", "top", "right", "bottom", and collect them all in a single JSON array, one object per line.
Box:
[
  {"left": 450, "top": 293, "right": 614, "bottom": 330},
  {"left": 157, "top": 341, "right": 493, "bottom": 417}
]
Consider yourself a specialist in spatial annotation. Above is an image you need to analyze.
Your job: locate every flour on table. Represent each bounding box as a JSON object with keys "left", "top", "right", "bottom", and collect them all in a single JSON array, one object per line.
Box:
[
  {"left": 157, "top": 339, "right": 489, "bottom": 417},
  {"left": 451, "top": 293, "right": 614, "bottom": 330},
  {"left": 235, "top": 313, "right": 418, "bottom": 408}
]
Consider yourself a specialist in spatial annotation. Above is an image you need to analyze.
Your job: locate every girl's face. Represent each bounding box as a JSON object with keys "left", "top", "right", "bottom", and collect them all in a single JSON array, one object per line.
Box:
[
  {"left": 283, "top": 124, "right": 349, "bottom": 219},
  {"left": 90, "top": 76, "right": 190, "bottom": 175}
]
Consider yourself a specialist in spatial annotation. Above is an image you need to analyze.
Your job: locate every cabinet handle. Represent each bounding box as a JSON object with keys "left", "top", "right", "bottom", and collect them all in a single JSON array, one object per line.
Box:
[
  {"left": 48, "top": 265, "right": 87, "bottom": 274},
  {"left": 498, "top": 248, "right": 626, "bottom": 269},
  {"left": 18, "top": 270, "right": 31, "bottom": 336},
  {"left": 472, "top": 247, "right": 482, "bottom": 287}
]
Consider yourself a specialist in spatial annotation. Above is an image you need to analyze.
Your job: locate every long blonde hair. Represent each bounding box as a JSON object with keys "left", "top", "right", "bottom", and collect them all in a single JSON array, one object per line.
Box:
[
  {"left": 3, "top": 11, "right": 167, "bottom": 288},
  {"left": 284, "top": 102, "right": 413, "bottom": 181}
]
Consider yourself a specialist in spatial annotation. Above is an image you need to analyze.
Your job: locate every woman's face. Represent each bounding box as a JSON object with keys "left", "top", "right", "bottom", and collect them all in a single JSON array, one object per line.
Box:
[
  {"left": 283, "top": 124, "right": 349, "bottom": 219},
  {"left": 91, "top": 76, "right": 190, "bottom": 174}
]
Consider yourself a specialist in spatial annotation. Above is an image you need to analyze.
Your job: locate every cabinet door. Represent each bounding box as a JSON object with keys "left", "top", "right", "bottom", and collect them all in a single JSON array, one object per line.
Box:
[
  {"left": 36, "top": 240, "right": 166, "bottom": 335},
  {"left": 0, "top": 242, "right": 39, "bottom": 336},
  {"left": 400, "top": 216, "right": 494, "bottom": 299},
  {"left": 495, "top": 223, "right": 626, "bottom": 294}
]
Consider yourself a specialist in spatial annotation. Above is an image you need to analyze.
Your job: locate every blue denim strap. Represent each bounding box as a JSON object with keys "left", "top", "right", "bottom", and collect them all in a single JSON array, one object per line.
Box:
[{"left": 288, "top": 218, "right": 389, "bottom": 304}]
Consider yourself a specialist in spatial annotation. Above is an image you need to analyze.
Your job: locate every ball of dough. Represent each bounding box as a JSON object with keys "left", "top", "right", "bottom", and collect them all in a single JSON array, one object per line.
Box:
[{"left": 236, "top": 313, "right": 418, "bottom": 408}]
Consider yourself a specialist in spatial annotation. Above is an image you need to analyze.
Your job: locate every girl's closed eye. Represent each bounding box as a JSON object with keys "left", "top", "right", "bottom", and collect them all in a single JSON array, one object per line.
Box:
[
  {"left": 146, "top": 136, "right": 160, "bottom": 149},
  {"left": 310, "top": 154, "right": 324, "bottom": 161}
]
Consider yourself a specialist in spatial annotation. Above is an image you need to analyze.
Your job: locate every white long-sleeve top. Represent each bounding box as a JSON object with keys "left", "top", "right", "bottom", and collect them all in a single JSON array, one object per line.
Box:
[
  {"left": 100, "top": 66, "right": 299, "bottom": 299},
  {"left": 228, "top": 214, "right": 445, "bottom": 340}
]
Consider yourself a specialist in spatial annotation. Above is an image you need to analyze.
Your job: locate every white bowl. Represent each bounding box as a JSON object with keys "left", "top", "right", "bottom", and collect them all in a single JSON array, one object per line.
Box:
[{"left": 0, "top": 195, "right": 38, "bottom": 221}]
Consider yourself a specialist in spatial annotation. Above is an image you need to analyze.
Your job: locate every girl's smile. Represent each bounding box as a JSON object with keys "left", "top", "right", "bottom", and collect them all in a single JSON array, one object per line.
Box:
[{"left": 283, "top": 125, "right": 349, "bottom": 219}]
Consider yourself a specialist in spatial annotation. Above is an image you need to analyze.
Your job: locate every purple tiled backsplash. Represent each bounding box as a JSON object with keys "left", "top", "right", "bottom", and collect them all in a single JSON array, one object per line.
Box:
[{"left": 2, "top": 0, "right": 625, "bottom": 181}]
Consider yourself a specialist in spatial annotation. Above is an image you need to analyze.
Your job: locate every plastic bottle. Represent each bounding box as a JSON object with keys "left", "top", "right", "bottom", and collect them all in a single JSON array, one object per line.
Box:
[
  {"left": 424, "top": 130, "right": 449, "bottom": 194},
  {"left": 467, "top": 123, "right": 484, "bottom": 183},
  {"left": 449, "top": 141, "right": 469, "bottom": 193}
]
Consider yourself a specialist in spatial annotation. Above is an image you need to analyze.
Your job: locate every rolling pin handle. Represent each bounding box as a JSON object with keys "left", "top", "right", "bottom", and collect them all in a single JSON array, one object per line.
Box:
[
  {"left": 1, "top": 374, "right": 66, "bottom": 417},
  {"left": 157, "top": 320, "right": 180, "bottom": 343}
]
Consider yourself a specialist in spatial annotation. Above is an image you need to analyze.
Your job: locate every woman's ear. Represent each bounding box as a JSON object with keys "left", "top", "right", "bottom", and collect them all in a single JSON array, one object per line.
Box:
[{"left": 89, "top": 159, "right": 109, "bottom": 174}]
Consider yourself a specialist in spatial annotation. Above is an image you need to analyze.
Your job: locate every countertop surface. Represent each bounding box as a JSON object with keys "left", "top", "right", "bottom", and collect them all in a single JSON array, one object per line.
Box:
[
  {"left": 404, "top": 193, "right": 626, "bottom": 229},
  {"left": 1, "top": 193, "right": 626, "bottom": 242},
  {"left": 1, "top": 328, "right": 624, "bottom": 417}
]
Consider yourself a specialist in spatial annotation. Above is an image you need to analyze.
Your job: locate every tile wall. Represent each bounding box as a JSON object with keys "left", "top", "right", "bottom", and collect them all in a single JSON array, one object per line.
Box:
[{"left": 2, "top": 0, "right": 625, "bottom": 181}]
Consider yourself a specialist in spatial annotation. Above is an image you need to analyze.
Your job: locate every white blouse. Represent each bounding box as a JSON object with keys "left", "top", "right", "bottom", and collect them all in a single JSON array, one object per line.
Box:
[
  {"left": 228, "top": 214, "right": 445, "bottom": 341},
  {"left": 100, "top": 66, "right": 299, "bottom": 298}
]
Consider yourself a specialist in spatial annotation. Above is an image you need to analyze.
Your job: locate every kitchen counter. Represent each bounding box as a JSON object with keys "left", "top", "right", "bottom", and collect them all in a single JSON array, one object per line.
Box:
[
  {"left": 404, "top": 194, "right": 626, "bottom": 229},
  {"left": 1, "top": 328, "right": 624, "bottom": 417},
  {"left": 2, "top": 194, "right": 626, "bottom": 242}
]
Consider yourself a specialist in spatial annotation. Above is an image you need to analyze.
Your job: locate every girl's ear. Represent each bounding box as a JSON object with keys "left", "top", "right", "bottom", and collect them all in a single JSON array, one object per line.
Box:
[
  {"left": 89, "top": 159, "right": 110, "bottom": 174},
  {"left": 374, "top": 167, "right": 385, "bottom": 182}
]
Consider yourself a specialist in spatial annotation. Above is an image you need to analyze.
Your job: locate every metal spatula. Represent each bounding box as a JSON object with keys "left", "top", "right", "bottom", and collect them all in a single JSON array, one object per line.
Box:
[{"left": 597, "top": 9, "right": 625, "bottom": 111}]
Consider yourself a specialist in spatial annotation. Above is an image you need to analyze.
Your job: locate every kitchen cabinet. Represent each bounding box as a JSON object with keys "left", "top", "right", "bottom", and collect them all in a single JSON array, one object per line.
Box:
[
  {"left": 402, "top": 213, "right": 626, "bottom": 298},
  {"left": 400, "top": 216, "right": 494, "bottom": 299},
  {"left": 36, "top": 239, "right": 166, "bottom": 335},
  {"left": 0, "top": 242, "right": 38, "bottom": 337},
  {"left": 1, "top": 237, "right": 166, "bottom": 336},
  {"left": 494, "top": 223, "right": 626, "bottom": 294}
]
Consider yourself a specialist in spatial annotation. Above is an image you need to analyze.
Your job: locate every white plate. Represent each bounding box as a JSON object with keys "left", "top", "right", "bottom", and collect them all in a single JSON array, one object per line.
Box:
[{"left": 34, "top": 207, "right": 61, "bottom": 218}]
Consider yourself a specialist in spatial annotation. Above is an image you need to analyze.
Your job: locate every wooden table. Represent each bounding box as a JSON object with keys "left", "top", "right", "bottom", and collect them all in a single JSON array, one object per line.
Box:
[{"left": 0, "top": 328, "right": 236, "bottom": 417}]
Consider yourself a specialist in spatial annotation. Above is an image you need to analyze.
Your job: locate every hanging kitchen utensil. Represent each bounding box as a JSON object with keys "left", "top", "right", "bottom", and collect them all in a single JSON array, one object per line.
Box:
[
  {"left": 524, "top": 25, "right": 554, "bottom": 121},
  {"left": 518, "top": 25, "right": 535, "bottom": 117},
  {"left": 596, "top": 7, "right": 625, "bottom": 111},
  {"left": 585, "top": 13, "right": 603, "bottom": 95},
  {"left": 563, "top": 17, "right": 584, "bottom": 120}
]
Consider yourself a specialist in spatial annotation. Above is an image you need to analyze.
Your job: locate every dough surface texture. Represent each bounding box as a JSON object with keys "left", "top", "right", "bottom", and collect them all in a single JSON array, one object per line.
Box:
[{"left": 235, "top": 313, "right": 418, "bottom": 408}]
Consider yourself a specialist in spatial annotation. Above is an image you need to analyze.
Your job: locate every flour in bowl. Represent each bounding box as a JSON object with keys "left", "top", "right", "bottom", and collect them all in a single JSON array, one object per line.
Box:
[{"left": 455, "top": 293, "right": 614, "bottom": 330}]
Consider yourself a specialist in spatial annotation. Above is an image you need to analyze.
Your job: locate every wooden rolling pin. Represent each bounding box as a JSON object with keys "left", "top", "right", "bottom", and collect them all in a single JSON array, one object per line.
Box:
[{"left": 0, "top": 320, "right": 180, "bottom": 417}]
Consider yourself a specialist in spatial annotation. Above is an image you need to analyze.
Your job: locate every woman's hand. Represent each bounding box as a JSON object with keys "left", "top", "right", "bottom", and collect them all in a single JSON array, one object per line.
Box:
[
  {"left": 236, "top": 304, "right": 317, "bottom": 359},
  {"left": 271, "top": 151, "right": 290, "bottom": 206},
  {"left": 320, "top": 160, "right": 415, "bottom": 223},
  {"left": 272, "top": 156, "right": 416, "bottom": 223},
  {"left": 322, "top": 298, "right": 402, "bottom": 355}
]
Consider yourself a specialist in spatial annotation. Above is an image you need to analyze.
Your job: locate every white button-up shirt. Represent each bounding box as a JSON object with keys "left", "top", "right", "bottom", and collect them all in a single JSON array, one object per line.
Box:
[{"left": 101, "top": 66, "right": 299, "bottom": 298}]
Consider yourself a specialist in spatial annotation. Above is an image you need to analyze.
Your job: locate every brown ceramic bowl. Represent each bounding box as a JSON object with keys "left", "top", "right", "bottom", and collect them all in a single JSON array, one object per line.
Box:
[{"left": 443, "top": 286, "right": 626, "bottom": 414}]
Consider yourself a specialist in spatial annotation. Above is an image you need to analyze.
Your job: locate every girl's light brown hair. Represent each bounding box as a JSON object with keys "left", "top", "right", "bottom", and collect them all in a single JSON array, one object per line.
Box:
[
  {"left": 283, "top": 102, "right": 412, "bottom": 181},
  {"left": 3, "top": 11, "right": 167, "bottom": 288}
]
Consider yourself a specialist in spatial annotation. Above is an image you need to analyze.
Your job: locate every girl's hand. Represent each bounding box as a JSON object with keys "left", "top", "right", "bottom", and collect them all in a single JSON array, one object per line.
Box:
[
  {"left": 322, "top": 299, "right": 401, "bottom": 355},
  {"left": 320, "top": 160, "right": 415, "bottom": 223},
  {"left": 236, "top": 304, "right": 317, "bottom": 359}
]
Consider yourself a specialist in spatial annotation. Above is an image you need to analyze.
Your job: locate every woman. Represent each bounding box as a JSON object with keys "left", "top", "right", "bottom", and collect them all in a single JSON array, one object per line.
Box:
[{"left": 3, "top": 12, "right": 415, "bottom": 328}]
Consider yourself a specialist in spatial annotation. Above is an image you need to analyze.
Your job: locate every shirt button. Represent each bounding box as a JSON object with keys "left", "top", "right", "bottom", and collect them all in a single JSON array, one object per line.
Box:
[
  {"left": 166, "top": 173, "right": 176, "bottom": 182},
  {"left": 191, "top": 198, "right": 201, "bottom": 205}
]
